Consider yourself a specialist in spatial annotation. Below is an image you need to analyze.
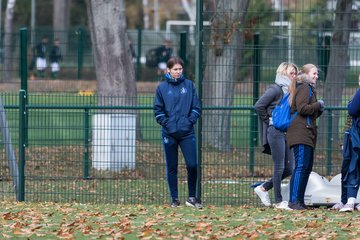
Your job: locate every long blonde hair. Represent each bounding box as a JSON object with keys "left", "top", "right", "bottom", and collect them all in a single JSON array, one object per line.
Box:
[
  {"left": 288, "top": 64, "right": 316, "bottom": 106},
  {"left": 276, "top": 62, "right": 298, "bottom": 78}
]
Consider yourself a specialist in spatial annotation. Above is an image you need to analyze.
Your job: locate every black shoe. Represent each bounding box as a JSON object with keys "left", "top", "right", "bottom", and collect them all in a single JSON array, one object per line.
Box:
[
  {"left": 170, "top": 198, "right": 180, "bottom": 207},
  {"left": 300, "top": 202, "right": 309, "bottom": 209},
  {"left": 289, "top": 202, "right": 306, "bottom": 210},
  {"left": 185, "top": 197, "right": 203, "bottom": 209}
]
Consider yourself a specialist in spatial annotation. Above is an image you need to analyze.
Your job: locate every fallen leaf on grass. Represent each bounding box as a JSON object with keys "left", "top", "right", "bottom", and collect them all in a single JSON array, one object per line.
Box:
[
  {"left": 304, "top": 220, "right": 323, "bottom": 229},
  {"left": 12, "top": 228, "right": 23, "bottom": 235}
]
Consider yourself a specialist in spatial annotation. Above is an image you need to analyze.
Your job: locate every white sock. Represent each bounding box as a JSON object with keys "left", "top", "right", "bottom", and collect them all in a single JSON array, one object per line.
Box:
[{"left": 347, "top": 197, "right": 356, "bottom": 204}]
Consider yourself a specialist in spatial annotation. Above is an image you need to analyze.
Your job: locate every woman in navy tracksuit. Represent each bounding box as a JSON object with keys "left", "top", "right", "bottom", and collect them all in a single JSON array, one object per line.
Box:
[
  {"left": 338, "top": 74, "right": 360, "bottom": 212},
  {"left": 154, "top": 57, "right": 202, "bottom": 208}
]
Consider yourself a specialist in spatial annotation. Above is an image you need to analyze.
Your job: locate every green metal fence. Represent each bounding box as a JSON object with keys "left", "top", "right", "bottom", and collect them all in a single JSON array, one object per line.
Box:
[{"left": 0, "top": 0, "right": 360, "bottom": 206}]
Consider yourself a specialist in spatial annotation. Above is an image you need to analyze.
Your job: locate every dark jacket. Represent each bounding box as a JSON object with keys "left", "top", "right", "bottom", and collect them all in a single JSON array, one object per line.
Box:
[
  {"left": 156, "top": 45, "right": 172, "bottom": 63},
  {"left": 255, "top": 84, "right": 283, "bottom": 154},
  {"left": 154, "top": 73, "right": 201, "bottom": 136},
  {"left": 348, "top": 88, "right": 360, "bottom": 117},
  {"left": 286, "top": 82, "right": 323, "bottom": 148},
  {"left": 35, "top": 42, "right": 47, "bottom": 58},
  {"left": 49, "top": 45, "right": 62, "bottom": 63}
]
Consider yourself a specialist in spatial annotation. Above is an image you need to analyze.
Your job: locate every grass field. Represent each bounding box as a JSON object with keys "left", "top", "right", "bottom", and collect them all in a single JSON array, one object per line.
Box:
[{"left": 0, "top": 201, "right": 359, "bottom": 239}]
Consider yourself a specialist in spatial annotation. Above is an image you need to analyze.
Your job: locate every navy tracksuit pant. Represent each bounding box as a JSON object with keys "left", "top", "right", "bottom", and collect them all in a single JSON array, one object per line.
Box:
[
  {"left": 162, "top": 131, "right": 198, "bottom": 200},
  {"left": 290, "top": 144, "right": 314, "bottom": 204},
  {"left": 342, "top": 131, "right": 360, "bottom": 201}
]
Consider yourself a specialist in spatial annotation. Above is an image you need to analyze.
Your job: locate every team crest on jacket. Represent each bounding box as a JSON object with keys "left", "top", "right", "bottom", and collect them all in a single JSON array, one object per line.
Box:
[{"left": 180, "top": 87, "right": 187, "bottom": 94}]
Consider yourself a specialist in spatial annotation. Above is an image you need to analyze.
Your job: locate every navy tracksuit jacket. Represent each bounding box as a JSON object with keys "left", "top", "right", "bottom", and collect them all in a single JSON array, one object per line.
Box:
[{"left": 154, "top": 73, "right": 201, "bottom": 199}]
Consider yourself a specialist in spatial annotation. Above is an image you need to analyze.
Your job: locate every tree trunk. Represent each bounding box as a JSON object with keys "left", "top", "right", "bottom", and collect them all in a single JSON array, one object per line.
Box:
[
  {"left": 53, "top": 0, "right": 71, "bottom": 55},
  {"left": 181, "top": 0, "right": 196, "bottom": 21},
  {"left": 3, "top": 0, "right": 16, "bottom": 82},
  {"left": 86, "top": 0, "right": 142, "bottom": 140},
  {"left": 319, "top": 0, "right": 352, "bottom": 148},
  {"left": 203, "top": 0, "right": 250, "bottom": 152},
  {"left": 181, "top": 0, "right": 196, "bottom": 44},
  {"left": 86, "top": 0, "right": 137, "bottom": 105},
  {"left": 142, "top": 0, "right": 149, "bottom": 30}
]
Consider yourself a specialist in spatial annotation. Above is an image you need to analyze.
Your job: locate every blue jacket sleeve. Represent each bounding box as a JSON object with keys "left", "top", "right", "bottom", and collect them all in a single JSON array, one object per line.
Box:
[
  {"left": 188, "top": 85, "right": 201, "bottom": 124},
  {"left": 348, "top": 89, "right": 360, "bottom": 117},
  {"left": 154, "top": 86, "right": 168, "bottom": 126}
]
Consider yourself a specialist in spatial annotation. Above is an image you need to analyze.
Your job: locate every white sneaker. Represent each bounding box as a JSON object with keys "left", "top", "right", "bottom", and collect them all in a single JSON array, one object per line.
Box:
[
  {"left": 254, "top": 185, "right": 271, "bottom": 207},
  {"left": 273, "top": 201, "right": 292, "bottom": 210},
  {"left": 339, "top": 203, "right": 355, "bottom": 212},
  {"left": 331, "top": 202, "right": 344, "bottom": 210}
]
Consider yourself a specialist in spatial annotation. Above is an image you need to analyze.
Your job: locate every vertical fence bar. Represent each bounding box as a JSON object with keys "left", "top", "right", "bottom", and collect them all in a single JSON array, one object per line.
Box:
[
  {"left": 327, "top": 110, "right": 333, "bottom": 175},
  {"left": 83, "top": 108, "right": 90, "bottom": 179},
  {"left": 18, "top": 28, "right": 28, "bottom": 201},
  {"left": 195, "top": 0, "right": 203, "bottom": 200},
  {"left": 323, "top": 35, "right": 331, "bottom": 79},
  {"left": 77, "top": 27, "right": 84, "bottom": 80},
  {"left": 20, "top": 28, "right": 28, "bottom": 94},
  {"left": 20, "top": 28, "right": 29, "bottom": 147},
  {"left": 179, "top": 32, "right": 187, "bottom": 69},
  {"left": 136, "top": 28, "right": 142, "bottom": 80},
  {"left": 18, "top": 90, "right": 26, "bottom": 201},
  {"left": 250, "top": 32, "right": 260, "bottom": 175}
]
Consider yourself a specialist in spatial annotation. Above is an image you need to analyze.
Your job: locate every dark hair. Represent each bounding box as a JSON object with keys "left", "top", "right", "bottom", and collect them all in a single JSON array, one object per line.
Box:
[{"left": 167, "top": 57, "right": 184, "bottom": 69}]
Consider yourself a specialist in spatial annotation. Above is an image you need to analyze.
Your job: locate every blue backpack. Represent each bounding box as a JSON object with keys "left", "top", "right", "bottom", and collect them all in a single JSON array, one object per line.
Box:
[{"left": 272, "top": 85, "right": 312, "bottom": 132}]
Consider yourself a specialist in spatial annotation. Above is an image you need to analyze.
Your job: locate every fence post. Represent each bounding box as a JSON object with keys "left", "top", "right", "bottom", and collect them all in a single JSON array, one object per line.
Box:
[
  {"left": 323, "top": 35, "right": 331, "bottom": 79},
  {"left": 20, "top": 28, "right": 28, "bottom": 94},
  {"left": 136, "top": 28, "right": 142, "bottom": 81},
  {"left": 20, "top": 28, "right": 28, "bottom": 90},
  {"left": 250, "top": 32, "right": 260, "bottom": 175},
  {"left": 195, "top": 0, "right": 203, "bottom": 200},
  {"left": 179, "top": 32, "right": 187, "bottom": 69},
  {"left": 327, "top": 109, "right": 333, "bottom": 175},
  {"left": 318, "top": 35, "right": 331, "bottom": 80},
  {"left": 20, "top": 28, "right": 29, "bottom": 148},
  {"left": 18, "top": 90, "right": 26, "bottom": 201},
  {"left": 83, "top": 108, "right": 90, "bottom": 179},
  {"left": 18, "top": 28, "right": 28, "bottom": 201},
  {"left": 77, "top": 27, "right": 84, "bottom": 80}
]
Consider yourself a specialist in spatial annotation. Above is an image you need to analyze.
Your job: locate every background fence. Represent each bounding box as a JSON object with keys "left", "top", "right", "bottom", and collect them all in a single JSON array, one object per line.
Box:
[{"left": 0, "top": 0, "right": 360, "bottom": 206}]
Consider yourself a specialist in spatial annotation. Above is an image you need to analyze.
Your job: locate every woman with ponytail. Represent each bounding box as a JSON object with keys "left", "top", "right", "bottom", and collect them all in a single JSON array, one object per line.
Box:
[{"left": 286, "top": 64, "right": 324, "bottom": 210}]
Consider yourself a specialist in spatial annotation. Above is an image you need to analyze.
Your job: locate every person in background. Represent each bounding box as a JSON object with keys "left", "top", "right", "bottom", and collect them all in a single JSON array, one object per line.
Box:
[
  {"left": 156, "top": 40, "right": 173, "bottom": 76},
  {"left": 127, "top": 34, "right": 136, "bottom": 61},
  {"left": 49, "top": 38, "right": 62, "bottom": 79},
  {"left": 337, "top": 74, "right": 360, "bottom": 212},
  {"left": 286, "top": 64, "right": 324, "bottom": 210},
  {"left": 34, "top": 36, "right": 48, "bottom": 78},
  {"left": 154, "top": 57, "right": 202, "bottom": 208},
  {"left": 254, "top": 62, "right": 298, "bottom": 210},
  {"left": 129, "top": 40, "right": 136, "bottom": 59},
  {"left": 330, "top": 113, "right": 353, "bottom": 211}
]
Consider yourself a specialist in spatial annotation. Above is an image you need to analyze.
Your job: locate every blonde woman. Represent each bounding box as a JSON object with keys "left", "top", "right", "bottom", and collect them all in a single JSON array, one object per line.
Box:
[
  {"left": 254, "top": 62, "right": 298, "bottom": 209},
  {"left": 286, "top": 64, "right": 324, "bottom": 210}
]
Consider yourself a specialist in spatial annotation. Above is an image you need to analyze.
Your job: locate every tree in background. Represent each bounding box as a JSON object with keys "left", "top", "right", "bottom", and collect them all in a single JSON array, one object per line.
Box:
[
  {"left": 86, "top": 0, "right": 136, "bottom": 105},
  {"left": 3, "top": 0, "right": 16, "bottom": 82},
  {"left": 53, "top": 0, "right": 71, "bottom": 55},
  {"left": 202, "top": 0, "right": 250, "bottom": 152},
  {"left": 320, "top": 0, "right": 353, "bottom": 147}
]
